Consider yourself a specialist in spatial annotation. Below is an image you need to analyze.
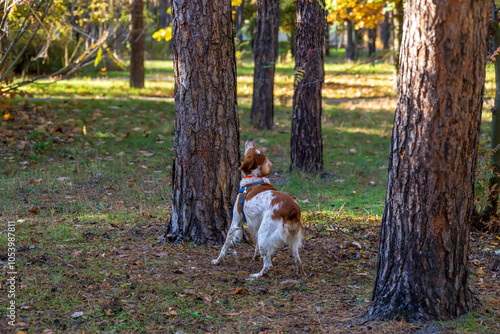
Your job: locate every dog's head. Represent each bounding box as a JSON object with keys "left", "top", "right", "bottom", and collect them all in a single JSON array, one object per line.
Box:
[{"left": 239, "top": 138, "right": 273, "bottom": 177}]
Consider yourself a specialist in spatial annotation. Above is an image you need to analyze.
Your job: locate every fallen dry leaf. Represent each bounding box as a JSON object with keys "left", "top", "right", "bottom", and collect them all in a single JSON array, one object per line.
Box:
[
  {"left": 71, "top": 249, "right": 83, "bottom": 257},
  {"left": 28, "top": 206, "right": 38, "bottom": 214},
  {"left": 227, "top": 311, "right": 243, "bottom": 316},
  {"left": 154, "top": 252, "right": 169, "bottom": 257},
  {"left": 231, "top": 288, "right": 249, "bottom": 295},
  {"left": 161, "top": 307, "right": 177, "bottom": 316}
]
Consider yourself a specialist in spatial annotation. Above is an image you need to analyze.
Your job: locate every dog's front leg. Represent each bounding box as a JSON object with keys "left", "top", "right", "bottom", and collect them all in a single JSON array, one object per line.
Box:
[{"left": 212, "top": 211, "right": 243, "bottom": 265}]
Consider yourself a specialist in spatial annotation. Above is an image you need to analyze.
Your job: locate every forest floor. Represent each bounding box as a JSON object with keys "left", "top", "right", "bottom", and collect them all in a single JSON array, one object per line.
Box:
[{"left": 0, "top": 58, "right": 499, "bottom": 333}]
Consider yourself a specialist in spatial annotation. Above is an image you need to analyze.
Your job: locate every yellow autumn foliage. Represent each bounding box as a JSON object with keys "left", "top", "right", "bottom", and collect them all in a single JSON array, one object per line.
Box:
[
  {"left": 326, "top": 0, "right": 385, "bottom": 30},
  {"left": 152, "top": 25, "right": 172, "bottom": 42}
]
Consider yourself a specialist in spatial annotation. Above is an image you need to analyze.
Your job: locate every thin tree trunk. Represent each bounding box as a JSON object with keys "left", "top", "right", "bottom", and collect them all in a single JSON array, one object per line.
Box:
[
  {"left": 485, "top": 0, "right": 500, "bottom": 220},
  {"left": 129, "top": 0, "right": 145, "bottom": 88},
  {"left": 250, "top": 0, "right": 279, "bottom": 129},
  {"left": 325, "top": 22, "right": 330, "bottom": 57},
  {"left": 392, "top": 0, "right": 403, "bottom": 74},
  {"left": 368, "top": 0, "right": 489, "bottom": 321},
  {"left": 382, "top": 11, "right": 390, "bottom": 50},
  {"left": 0, "top": 8, "right": 11, "bottom": 84},
  {"left": 290, "top": 0, "right": 325, "bottom": 173},
  {"left": 235, "top": 0, "right": 245, "bottom": 49},
  {"left": 163, "top": 0, "right": 240, "bottom": 245},
  {"left": 159, "top": 0, "right": 170, "bottom": 28},
  {"left": 345, "top": 19, "right": 356, "bottom": 61},
  {"left": 368, "top": 28, "right": 376, "bottom": 57},
  {"left": 355, "top": 28, "right": 363, "bottom": 58}
]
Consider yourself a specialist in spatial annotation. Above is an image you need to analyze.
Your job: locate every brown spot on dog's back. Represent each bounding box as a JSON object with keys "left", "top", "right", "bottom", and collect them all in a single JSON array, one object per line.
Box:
[
  {"left": 238, "top": 183, "right": 276, "bottom": 215},
  {"left": 271, "top": 193, "right": 302, "bottom": 227}
]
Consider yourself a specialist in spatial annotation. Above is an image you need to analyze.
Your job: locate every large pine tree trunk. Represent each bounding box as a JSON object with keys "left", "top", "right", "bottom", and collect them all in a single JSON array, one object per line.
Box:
[
  {"left": 129, "top": 0, "right": 145, "bottom": 88},
  {"left": 163, "top": 0, "right": 241, "bottom": 245},
  {"left": 290, "top": 0, "right": 325, "bottom": 173},
  {"left": 486, "top": 1, "right": 500, "bottom": 220},
  {"left": 368, "top": 0, "right": 489, "bottom": 321},
  {"left": 250, "top": 0, "right": 279, "bottom": 129}
]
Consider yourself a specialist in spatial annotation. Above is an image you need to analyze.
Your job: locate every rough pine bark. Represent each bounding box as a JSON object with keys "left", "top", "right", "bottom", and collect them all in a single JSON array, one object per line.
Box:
[
  {"left": 129, "top": 0, "right": 145, "bottom": 88},
  {"left": 163, "top": 0, "right": 240, "bottom": 245},
  {"left": 290, "top": 0, "right": 325, "bottom": 173},
  {"left": 368, "top": 0, "right": 489, "bottom": 321},
  {"left": 250, "top": 0, "right": 279, "bottom": 129}
]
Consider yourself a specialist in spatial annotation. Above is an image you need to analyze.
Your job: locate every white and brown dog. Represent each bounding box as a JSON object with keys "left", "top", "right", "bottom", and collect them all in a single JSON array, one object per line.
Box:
[{"left": 212, "top": 138, "right": 304, "bottom": 278}]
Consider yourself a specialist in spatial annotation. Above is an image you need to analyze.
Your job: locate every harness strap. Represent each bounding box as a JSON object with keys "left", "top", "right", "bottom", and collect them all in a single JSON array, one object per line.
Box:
[{"left": 238, "top": 180, "right": 264, "bottom": 222}]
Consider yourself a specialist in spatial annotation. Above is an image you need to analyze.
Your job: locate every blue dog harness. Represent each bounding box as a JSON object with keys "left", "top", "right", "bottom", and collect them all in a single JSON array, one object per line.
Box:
[{"left": 238, "top": 180, "right": 264, "bottom": 222}]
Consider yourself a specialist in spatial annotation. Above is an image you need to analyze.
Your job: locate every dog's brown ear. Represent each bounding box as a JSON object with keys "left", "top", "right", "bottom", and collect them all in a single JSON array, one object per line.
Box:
[
  {"left": 239, "top": 148, "right": 265, "bottom": 175},
  {"left": 239, "top": 159, "right": 252, "bottom": 174}
]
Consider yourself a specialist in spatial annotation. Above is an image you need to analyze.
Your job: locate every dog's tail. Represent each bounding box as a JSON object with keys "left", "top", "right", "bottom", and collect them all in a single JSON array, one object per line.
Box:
[
  {"left": 281, "top": 215, "right": 305, "bottom": 275},
  {"left": 282, "top": 218, "right": 303, "bottom": 250}
]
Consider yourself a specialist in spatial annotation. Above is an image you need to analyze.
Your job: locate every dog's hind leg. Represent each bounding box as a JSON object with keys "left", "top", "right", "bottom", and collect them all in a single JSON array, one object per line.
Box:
[
  {"left": 287, "top": 226, "right": 305, "bottom": 275},
  {"left": 292, "top": 244, "right": 305, "bottom": 275},
  {"left": 250, "top": 247, "right": 273, "bottom": 278},
  {"left": 252, "top": 238, "right": 260, "bottom": 261},
  {"left": 212, "top": 210, "right": 243, "bottom": 265},
  {"left": 250, "top": 217, "right": 279, "bottom": 278}
]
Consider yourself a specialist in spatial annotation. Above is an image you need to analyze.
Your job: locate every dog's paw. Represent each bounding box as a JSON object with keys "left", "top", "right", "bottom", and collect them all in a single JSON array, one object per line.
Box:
[{"left": 211, "top": 259, "right": 220, "bottom": 265}]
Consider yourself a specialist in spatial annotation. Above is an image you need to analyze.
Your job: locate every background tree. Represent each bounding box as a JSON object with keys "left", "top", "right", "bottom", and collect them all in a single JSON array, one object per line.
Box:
[
  {"left": 0, "top": 0, "right": 128, "bottom": 94},
  {"left": 158, "top": 0, "right": 170, "bottom": 28},
  {"left": 368, "top": 0, "right": 489, "bottom": 321},
  {"left": 345, "top": 16, "right": 356, "bottom": 60},
  {"left": 234, "top": 0, "right": 245, "bottom": 49},
  {"left": 326, "top": 0, "right": 385, "bottom": 61},
  {"left": 367, "top": 27, "right": 376, "bottom": 57},
  {"left": 162, "top": 0, "right": 241, "bottom": 245},
  {"left": 485, "top": 0, "right": 500, "bottom": 221},
  {"left": 391, "top": 0, "right": 403, "bottom": 73},
  {"left": 381, "top": 10, "right": 390, "bottom": 50},
  {"left": 250, "top": 0, "right": 279, "bottom": 129},
  {"left": 280, "top": 0, "right": 298, "bottom": 59},
  {"left": 290, "top": 0, "right": 325, "bottom": 173},
  {"left": 129, "top": 0, "right": 145, "bottom": 88}
]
